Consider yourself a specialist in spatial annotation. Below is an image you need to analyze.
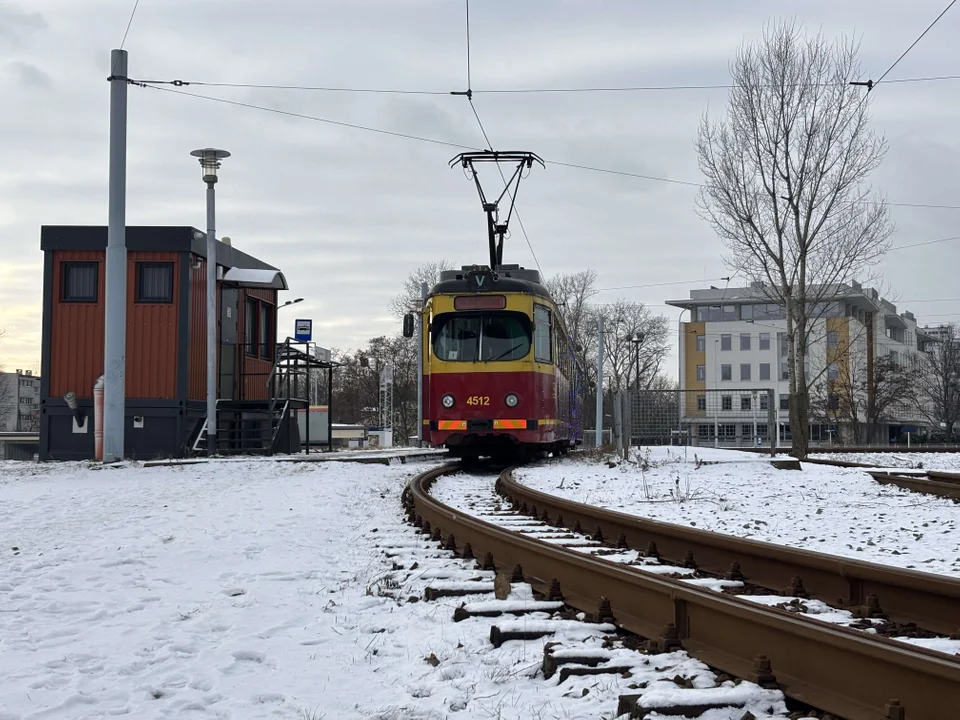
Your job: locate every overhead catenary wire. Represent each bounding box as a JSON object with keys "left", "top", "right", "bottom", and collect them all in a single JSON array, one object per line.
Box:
[
  {"left": 119, "top": 0, "right": 141, "bottom": 50},
  {"left": 132, "top": 80, "right": 960, "bottom": 213},
  {"left": 871, "top": 0, "right": 957, "bottom": 89},
  {"left": 128, "top": 73, "right": 960, "bottom": 95}
]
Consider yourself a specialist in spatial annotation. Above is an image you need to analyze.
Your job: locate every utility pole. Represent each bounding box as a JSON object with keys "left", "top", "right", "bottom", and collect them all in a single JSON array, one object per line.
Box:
[
  {"left": 595, "top": 317, "right": 604, "bottom": 448},
  {"left": 416, "top": 281, "right": 427, "bottom": 447},
  {"left": 103, "top": 49, "right": 128, "bottom": 463}
]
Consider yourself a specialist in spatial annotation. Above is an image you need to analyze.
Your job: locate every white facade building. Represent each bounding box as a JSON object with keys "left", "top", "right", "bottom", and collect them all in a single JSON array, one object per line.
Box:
[
  {"left": 0, "top": 369, "right": 41, "bottom": 433},
  {"left": 667, "top": 282, "right": 931, "bottom": 447}
]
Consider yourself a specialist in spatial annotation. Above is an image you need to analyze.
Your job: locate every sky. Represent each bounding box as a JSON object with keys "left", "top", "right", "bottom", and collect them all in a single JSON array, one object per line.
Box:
[{"left": 1, "top": 0, "right": 959, "bottom": 378}]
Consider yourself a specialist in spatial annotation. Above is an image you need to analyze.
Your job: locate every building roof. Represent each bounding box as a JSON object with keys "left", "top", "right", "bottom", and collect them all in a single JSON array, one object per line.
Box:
[
  {"left": 40, "top": 226, "right": 278, "bottom": 271},
  {"left": 222, "top": 268, "right": 288, "bottom": 289}
]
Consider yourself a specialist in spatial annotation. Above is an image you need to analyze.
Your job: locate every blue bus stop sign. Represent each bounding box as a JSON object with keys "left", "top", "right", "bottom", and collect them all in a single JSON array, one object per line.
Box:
[{"left": 295, "top": 318, "right": 312, "bottom": 342}]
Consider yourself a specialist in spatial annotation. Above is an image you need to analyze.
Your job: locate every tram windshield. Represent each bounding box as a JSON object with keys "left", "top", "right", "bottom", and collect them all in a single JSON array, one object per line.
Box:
[{"left": 432, "top": 312, "right": 531, "bottom": 362}]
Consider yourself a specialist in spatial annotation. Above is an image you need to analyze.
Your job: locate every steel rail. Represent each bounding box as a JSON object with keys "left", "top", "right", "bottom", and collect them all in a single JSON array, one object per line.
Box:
[
  {"left": 497, "top": 470, "right": 960, "bottom": 636},
  {"left": 405, "top": 464, "right": 960, "bottom": 719},
  {"left": 867, "top": 470, "right": 960, "bottom": 502}
]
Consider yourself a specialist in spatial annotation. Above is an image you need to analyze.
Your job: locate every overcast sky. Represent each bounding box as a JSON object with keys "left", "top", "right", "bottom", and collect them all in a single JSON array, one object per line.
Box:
[{"left": 1, "top": 0, "right": 959, "bottom": 377}]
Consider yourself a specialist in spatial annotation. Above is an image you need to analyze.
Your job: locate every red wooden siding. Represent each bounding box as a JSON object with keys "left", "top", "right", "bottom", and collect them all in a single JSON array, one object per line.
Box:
[
  {"left": 49, "top": 250, "right": 106, "bottom": 399},
  {"left": 240, "top": 288, "right": 276, "bottom": 401},
  {"left": 125, "top": 251, "right": 178, "bottom": 398},
  {"left": 187, "top": 256, "right": 208, "bottom": 401}
]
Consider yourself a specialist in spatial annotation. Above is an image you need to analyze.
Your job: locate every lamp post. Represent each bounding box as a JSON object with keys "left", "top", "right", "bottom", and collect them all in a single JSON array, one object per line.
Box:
[
  {"left": 627, "top": 333, "right": 645, "bottom": 391},
  {"left": 279, "top": 298, "right": 304, "bottom": 310},
  {"left": 190, "top": 148, "right": 231, "bottom": 455}
]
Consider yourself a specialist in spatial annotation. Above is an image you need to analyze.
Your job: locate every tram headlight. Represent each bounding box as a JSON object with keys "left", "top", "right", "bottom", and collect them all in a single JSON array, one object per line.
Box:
[
  {"left": 505, "top": 393, "right": 519, "bottom": 408},
  {"left": 441, "top": 394, "right": 455, "bottom": 409}
]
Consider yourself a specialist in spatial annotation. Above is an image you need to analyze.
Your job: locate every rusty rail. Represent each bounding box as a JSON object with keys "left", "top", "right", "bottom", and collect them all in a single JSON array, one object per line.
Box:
[
  {"left": 497, "top": 470, "right": 960, "bottom": 636},
  {"left": 867, "top": 470, "right": 960, "bottom": 502},
  {"left": 405, "top": 465, "right": 960, "bottom": 719}
]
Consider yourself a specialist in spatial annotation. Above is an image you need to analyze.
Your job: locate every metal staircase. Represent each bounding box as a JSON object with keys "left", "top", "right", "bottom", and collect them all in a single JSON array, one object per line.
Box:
[{"left": 191, "top": 398, "right": 295, "bottom": 455}]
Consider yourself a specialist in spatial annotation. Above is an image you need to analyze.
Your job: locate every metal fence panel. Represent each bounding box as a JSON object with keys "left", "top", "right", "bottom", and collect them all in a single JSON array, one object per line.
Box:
[{"left": 628, "top": 388, "right": 776, "bottom": 453}]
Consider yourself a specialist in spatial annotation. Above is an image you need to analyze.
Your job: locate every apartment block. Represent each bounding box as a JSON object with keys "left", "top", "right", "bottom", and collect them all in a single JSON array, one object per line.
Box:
[
  {"left": 0, "top": 369, "right": 41, "bottom": 433},
  {"left": 667, "top": 282, "right": 933, "bottom": 447}
]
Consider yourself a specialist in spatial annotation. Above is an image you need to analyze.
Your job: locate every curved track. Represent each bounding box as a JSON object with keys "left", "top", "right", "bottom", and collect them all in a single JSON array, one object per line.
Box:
[
  {"left": 405, "top": 463, "right": 960, "bottom": 720},
  {"left": 497, "top": 468, "right": 960, "bottom": 635}
]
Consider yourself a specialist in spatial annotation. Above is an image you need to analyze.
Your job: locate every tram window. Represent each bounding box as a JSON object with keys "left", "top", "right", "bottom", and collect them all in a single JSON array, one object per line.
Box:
[
  {"left": 481, "top": 315, "right": 529, "bottom": 361},
  {"left": 432, "top": 312, "right": 531, "bottom": 362},
  {"left": 534, "top": 305, "right": 552, "bottom": 363}
]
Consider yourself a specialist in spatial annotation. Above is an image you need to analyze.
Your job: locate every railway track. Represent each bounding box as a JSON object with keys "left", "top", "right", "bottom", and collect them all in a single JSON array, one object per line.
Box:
[
  {"left": 405, "top": 462, "right": 960, "bottom": 720},
  {"left": 865, "top": 469, "right": 960, "bottom": 502}
]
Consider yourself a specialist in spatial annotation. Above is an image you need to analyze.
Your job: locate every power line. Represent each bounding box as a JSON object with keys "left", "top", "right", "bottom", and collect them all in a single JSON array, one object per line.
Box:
[
  {"left": 119, "top": 0, "right": 141, "bottom": 50},
  {"left": 134, "top": 81, "right": 960, "bottom": 210},
  {"left": 465, "top": 0, "right": 472, "bottom": 92},
  {"left": 874, "top": 0, "right": 957, "bottom": 88},
  {"left": 140, "top": 84, "right": 478, "bottom": 150},
  {"left": 889, "top": 234, "right": 960, "bottom": 251},
  {"left": 595, "top": 276, "right": 732, "bottom": 293},
  {"left": 128, "top": 73, "right": 960, "bottom": 96}
]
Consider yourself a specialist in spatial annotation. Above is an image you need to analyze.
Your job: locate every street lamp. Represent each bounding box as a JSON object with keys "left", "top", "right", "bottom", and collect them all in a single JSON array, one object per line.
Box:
[
  {"left": 190, "top": 147, "right": 231, "bottom": 455},
  {"left": 280, "top": 298, "right": 304, "bottom": 309},
  {"left": 626, "top": 333, "right": 645, "bottom": 390}
]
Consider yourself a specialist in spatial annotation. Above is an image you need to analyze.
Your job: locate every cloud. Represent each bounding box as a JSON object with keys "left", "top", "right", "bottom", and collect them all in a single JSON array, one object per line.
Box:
[
  {"left": 4, "top": 60, "right": 52, "bottom": 88},
  {"left": 0, "top": 1, "right": 959, "bottom": 376},
  {"left": 0, "top": 3, "right": 46, "bottom": 48}
]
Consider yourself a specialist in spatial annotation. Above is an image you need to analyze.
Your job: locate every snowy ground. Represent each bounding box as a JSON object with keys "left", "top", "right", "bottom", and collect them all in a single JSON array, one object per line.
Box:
[
  {"left": 0, "top": 457, "right": 788, "bottom": 720},
  {"left": 514, "top": 447, "right": 960, "bottom": 578},
  {"left": 808, "top": 451, "right": 960, "bottom": 471}
]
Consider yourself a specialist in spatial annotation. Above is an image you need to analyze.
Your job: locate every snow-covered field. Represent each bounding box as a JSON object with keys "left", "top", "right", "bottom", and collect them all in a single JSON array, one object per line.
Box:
[
  {"left": 808, "top": 451, "right": 960, "bottom": 471},
  {"left": 0, "top": 457, "right": 789, "bottom": 720},
  {"left": 515, "top": 447, "right": 960, "bottom": 577}
]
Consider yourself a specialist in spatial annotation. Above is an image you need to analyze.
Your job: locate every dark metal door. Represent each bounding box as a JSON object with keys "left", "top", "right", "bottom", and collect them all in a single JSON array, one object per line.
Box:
[{"left": 220, "top": 287, "right": 239, "bottom": 400}]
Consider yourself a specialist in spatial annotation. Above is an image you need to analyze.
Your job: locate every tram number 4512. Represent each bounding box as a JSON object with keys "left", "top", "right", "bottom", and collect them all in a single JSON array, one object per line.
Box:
[{"left": 465, "top": 396, "right": 490, "bottom": 406}]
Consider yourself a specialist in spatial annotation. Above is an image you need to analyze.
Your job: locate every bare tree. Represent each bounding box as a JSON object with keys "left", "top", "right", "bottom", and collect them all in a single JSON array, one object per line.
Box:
[
  {"left": 545, "top": 269, "right": 598, "bottom": 347},
  {"left": 595, "top": 300, "right": 670, "bottom": 392},
  {"left": 388, "top": 261, "right": 455, "bottom": 319},
  {"left": 814, "top": 353, "right": 917, "bottom": 445},
  {"left": 916, "top": 325, "right": 960, "bottom": 441},
  {"left": 696, "top": 21, "right": 893, "bottom": 457}
]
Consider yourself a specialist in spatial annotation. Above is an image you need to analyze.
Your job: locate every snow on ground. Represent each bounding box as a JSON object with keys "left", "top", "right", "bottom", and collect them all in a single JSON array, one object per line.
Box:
[
  {"left": 514, "top": 447, "right": 960, "bottom": 578},
  {"left": 808, "top": 451, "right": 960, "bottom": 471},
  {"left": 0, "top": 457, "right": 789, "bottom": 720}
]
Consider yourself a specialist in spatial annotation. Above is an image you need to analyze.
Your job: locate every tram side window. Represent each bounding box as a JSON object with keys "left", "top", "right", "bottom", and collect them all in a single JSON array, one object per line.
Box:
[{"left": 534, "top": 305, "right": 552, "bottom": 363}]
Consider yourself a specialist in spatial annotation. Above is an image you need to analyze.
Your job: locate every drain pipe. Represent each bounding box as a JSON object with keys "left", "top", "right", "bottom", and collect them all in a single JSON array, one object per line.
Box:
[{"left": 94, "top": 376, "right": 105, "bottom": 461}]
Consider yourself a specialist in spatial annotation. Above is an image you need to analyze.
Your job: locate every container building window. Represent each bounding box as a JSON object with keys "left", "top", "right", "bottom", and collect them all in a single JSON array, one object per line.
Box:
[
  {"left": 246, "top": 298, "right": 258, "bottom": 357},
  {"left": 259, "top": 303, "right": 273, "bottom": 360},
  {"left": 62, "top": 262, "right": 98, "bottom": 303},
  {"left": 136, "top": 262, "right": 173, "bottom": 303}
]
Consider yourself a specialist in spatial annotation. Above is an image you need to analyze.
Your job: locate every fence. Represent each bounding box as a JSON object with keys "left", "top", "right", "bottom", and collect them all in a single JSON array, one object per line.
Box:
[{"left": 621, "top": 388, "right": 777, "bottom": 454}]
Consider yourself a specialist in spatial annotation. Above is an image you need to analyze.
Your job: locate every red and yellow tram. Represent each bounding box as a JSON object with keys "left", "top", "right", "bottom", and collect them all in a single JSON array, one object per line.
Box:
[{"left": 421, "top": 264, "right": 584, "bottom": 460}]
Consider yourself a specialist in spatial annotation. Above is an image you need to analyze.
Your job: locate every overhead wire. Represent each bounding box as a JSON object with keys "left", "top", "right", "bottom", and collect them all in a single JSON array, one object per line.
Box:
[
  {"left": 128, "top": 73, "right": 960, "bottom": 95},
  {"left": 119, "top": 0, "right": 141, "bottom": 50},
  {"left": 872, "top": 0, "right": 957, "bottom": 88},
  {"left": 458, "top": 0, "right": 543, "bottom": 276}
]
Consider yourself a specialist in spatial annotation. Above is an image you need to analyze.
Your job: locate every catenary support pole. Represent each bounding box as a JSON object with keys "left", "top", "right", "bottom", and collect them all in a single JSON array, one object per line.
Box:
[
  {"left": 103, "top": 49, "right": 128, "bottom": 463},
  {"left": 206, "top": 182, "right": 217, "bottom": 454},
  {"left": 417, "top": 282, "right": 428, "bottom": 447},
  {"left": 595, "top": 317, "right": 604, "bottom": 448}
]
